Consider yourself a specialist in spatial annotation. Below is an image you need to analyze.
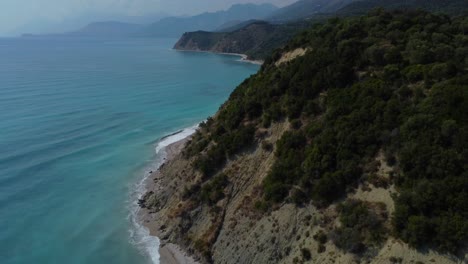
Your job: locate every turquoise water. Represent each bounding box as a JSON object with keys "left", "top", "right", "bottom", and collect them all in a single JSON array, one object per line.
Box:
[{"left": 0, "top": 37, "right": 259, "bottom": 264}]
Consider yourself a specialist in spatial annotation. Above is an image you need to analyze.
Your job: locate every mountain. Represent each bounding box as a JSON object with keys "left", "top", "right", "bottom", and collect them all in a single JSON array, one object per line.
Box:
[
  {"left": 143, "top": 3, "right": 278, "bottom": 37},
  {"left": 142, "top": 10, "right": 468, "bottom": 264},
  {"left": 215, "top": 20, "right": 251, "bottom": 32},
  {"left": 11, "top": 12, "right": 168, "bottom": 37},
  {"left": 338, "top": 0, "right": 468, "bottom": 15},
  {"left": 70, "top": 21, "right": 144, "bottom": 37},
  {"left": 20, "top": 21, "right": 144, "bottom": 38},
  {"left": 174, "top": 21, "right": 312, "bottom": 60},
  {"left": 15, "top": 3, "right": 276, "bottom": 38},
  {"left": 267, "top": 0, "right": 355, "bottom": 21}
]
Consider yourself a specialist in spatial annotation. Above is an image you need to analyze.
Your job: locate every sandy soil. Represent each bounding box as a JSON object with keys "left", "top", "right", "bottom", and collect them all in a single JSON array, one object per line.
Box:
[
  {"left": 159, "top": 243, "right": 198, "bottom": 264},
  {"left": 175, "top": 49, "right": 264, "bottom": 65},
  {"left": 275, "top": 47, "right": 309, "bottom": 66}
]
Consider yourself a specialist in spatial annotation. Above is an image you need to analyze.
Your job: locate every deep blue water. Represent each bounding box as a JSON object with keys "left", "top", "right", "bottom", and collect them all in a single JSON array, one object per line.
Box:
[{"left": 0, "top": 37, "right": 259, "bottom": 264}]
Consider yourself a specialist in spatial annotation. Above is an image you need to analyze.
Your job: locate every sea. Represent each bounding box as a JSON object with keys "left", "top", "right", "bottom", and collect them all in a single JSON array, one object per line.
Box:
[{"left": 0, "top": 37, "right": 259, "bottom": 264}]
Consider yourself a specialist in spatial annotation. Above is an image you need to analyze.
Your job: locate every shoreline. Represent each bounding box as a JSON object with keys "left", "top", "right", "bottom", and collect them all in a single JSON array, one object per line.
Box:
[
  {"left": 173, "top": 49, "right": 264, "bottom": 65},
  {"left": 137, "top": 128, "right": 199, "bottom": 264}
]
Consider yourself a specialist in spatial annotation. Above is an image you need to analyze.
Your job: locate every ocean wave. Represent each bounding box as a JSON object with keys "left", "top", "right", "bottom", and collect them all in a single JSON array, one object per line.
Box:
[{"left": 128, "top": 123, "right": 199, "bottom": 264}]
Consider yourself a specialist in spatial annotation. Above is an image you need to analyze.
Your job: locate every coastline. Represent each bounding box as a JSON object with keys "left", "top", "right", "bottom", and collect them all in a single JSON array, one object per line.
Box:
[
  {"left": 173, "top": 49, "right": 264, "bottom": 65},
  {"left": 134, "top": 47, "right": 262, "bottom": 262},
  {"left": 135, "top": 51, "right": 260, "bottom": 264},
  {"left": 138, "top": 129, "right": 199, "bottom": 264}
]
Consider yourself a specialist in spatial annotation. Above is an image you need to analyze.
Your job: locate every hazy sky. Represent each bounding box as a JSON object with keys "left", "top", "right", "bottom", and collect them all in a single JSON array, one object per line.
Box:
[{"left": 0, "top": 0, "right": 296, "bottom": 35}]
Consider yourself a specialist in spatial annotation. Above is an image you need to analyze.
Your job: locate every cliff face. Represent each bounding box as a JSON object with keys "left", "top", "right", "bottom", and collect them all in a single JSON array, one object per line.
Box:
[{"left": 144, "top": 10, "right": 467, "bottom": 264}]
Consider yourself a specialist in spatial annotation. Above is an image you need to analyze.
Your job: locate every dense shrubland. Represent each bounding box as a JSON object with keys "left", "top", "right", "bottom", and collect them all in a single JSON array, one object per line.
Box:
[
  {"left": 183, "top": 9, "right": 467, "bottom": 255},
  {"left": 332, "top": 200, "right": 388, "bottom": 253}
]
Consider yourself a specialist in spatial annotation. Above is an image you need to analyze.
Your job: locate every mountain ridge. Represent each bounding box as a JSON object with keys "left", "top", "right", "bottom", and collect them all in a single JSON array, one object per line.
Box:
[
  {"left": 143, "top": 3, "right": 278, "bottom": 37},
  {"left": 20, "top": 3, "right": 279, "bottom": 38}
]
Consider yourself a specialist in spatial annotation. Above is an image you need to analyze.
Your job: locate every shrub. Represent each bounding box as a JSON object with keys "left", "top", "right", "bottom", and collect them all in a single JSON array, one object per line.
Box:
[
  {"left": 332, "top": 200, "right": 387, "bottom": 253},
  {"left": 313, "top": 231, "right": 328, "bottom": 244},
  {"left": 200, "top": 173, "right": 229, "bottom": 205},
  {"left": 261, "top": 141, "right": 273, "bottom": 152},
  {"left": 290, "top": 119, "right": 303, "bottom": 130},
  {"left": 301, "top": 248, "right": 312, "bottom": 261},
  {"left": 317, "top": 244, "right": 326, "bottom": 253}
]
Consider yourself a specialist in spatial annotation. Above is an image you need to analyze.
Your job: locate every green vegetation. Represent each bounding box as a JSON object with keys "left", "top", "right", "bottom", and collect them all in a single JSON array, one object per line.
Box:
[
  {"left": 313, "top": 230, "right": 328, "bottom": 253},
  {"left": 174, "top": 20, "right": 314, "bottom": 60},
  {"left": 264, "top": 131, "right": 306, "bottom": 203},
  {"left": 192, "top": 124, "right": 255, "bottom": 177},
  {"left": 339, "top": 0, "right": 468, "bottom": 16},
  {"left": 331, "top": 200, "right": 387, "bottom": 253},
  {"left": 200, "top": 174, "right": 229, "bottom": 205},
  {"left": 185, "top": 9, "right": 467, "bottom": 254},
  {"left": 301, "top": 248, "right": 312, "bottom": 261}
]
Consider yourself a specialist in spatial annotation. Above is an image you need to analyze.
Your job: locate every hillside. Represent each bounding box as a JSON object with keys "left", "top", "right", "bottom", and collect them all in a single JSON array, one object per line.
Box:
[
  {"left": 215, "top": 19, "right": 263, "bottom": 32},
  {"left": 142, "top": 3, "right": 278, "bottom": 38},
  {"left": 338, "top": 0, "right": 468, "bottom": 15},
  {"left": 173, "top": 21, "right": 313, "bottom": 60},
  {"left": 142, "top": 10, "right": 468, "bottom": 264}
]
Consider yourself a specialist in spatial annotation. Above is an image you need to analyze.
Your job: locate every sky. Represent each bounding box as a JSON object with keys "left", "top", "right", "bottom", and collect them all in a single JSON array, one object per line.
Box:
[{"left": 0, "top": 0, "right": 296, "bottom": 36}]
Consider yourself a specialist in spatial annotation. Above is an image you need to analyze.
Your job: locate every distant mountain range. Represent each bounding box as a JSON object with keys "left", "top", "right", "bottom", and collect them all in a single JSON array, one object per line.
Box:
[
  {"left": 13, "top": 12, "right": 168, "bottom": 37},
  {"left": 21, "top": 3, "right": 278, "bottom": 38},
  {"left": 142, "top": 3, "right": 279, "bottom": 37},
  {"left": 21, "top": 0, "right": 468, "bottom": 40},
  {"left": 70, "top": 22, "right": 144, "bottom": 37},
  {"left": 21, "top": 21, "right": 145, "bottom": 38}
]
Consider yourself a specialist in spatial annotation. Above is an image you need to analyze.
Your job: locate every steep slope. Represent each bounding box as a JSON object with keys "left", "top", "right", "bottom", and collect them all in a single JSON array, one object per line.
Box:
[
  {"left": 215, "top": 19, "right": 263, "bottom": 33},
  {"left": 143, "top": 10, "right": 468, "bottom": 264},
  {"left": 143, "top": 4, "right": 278, "bottom": 38},
  {"left": 338, "top": 0, "right": 468, "bottom": 15}
]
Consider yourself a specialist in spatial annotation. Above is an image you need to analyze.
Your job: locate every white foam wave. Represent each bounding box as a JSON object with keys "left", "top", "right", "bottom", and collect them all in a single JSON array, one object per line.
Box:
[
  {"left": 155, "top": 125, "right": 199, "bottom": 153},
  {"left": 128, "top": 123, "right": 199, "bottom": 264}
]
